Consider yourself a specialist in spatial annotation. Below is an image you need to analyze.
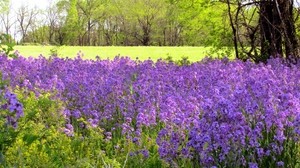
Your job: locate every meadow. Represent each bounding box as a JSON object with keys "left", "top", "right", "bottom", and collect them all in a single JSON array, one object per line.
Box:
[
  {"left": 0, "top": 52, "right": 300, "bottom": 167},
  {"left": 14, "top": 45, "right": 232, "bottom": 61}
]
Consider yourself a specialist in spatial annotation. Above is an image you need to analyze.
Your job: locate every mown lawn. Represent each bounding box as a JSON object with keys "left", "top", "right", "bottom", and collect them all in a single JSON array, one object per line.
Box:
[{"left": 14, "top": 45, "right": 232, "bottom": 61}]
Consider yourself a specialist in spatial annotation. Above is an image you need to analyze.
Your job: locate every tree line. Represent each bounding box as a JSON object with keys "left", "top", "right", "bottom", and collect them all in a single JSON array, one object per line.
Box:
[
  {"left": 0, "top": 0, "right": 230, "bottom": 47},
  {"left": 1, "top": 0, "right": 300, "bottom": 63}
]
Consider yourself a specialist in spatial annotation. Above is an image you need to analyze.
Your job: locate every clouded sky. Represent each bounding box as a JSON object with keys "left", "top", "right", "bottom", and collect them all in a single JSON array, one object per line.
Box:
[
  {"left": 10, "top": 0, "right": 57, "bottom": 10},
  {"left": 9, "top": 0, "right": 300, "bottom": 10}
]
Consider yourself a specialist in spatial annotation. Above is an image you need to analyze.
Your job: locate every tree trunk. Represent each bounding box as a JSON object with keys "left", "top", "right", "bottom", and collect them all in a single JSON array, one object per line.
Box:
[
  {"left": 226, "top": 0, "right": 300, "bottom": 63},
  {"left": 87, "top": 20, "right": 92, "bottom": 46},
  {"left": 259, "top": 0, "right": 299, "bottom": 62},
  {"left": 260, "top": 0, "right": 282, "bottom": 62},
  {"left": 226, "top": 0, "right": 239, "bottom": 60},
  {"left": 277, "top": 0, "right": 300, "bottom": 61}
]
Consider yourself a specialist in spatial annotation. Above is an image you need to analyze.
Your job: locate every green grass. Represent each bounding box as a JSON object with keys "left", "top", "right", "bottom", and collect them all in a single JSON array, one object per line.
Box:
[{"left": 14, "top": 45, "right": 233, "bottom": 62}]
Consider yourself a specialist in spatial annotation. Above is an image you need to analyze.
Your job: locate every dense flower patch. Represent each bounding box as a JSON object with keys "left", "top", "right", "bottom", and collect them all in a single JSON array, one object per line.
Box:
[
  {"left": 0, "top": 74, "right": 23, "bottom": 128},
  {"left": 0, "top": 54, "right": 300, "bottom": 167}
]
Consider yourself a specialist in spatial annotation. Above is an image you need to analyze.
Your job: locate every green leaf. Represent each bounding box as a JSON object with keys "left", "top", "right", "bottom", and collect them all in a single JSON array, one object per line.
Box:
[
  {"left": 0, "top": 151, "right": 4, "bottom": 164},
  {"left": 23, "top": 134, "right": 40, "bottom": 145}
]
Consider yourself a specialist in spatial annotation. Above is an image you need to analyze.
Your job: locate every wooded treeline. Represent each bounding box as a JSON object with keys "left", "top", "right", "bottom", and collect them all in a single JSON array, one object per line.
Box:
[
  {"left": 0, "top": 0, "right": 231, "bottom": 46},
  {"left": 1, "top": 0, "right": 300, "bottom": 62}
]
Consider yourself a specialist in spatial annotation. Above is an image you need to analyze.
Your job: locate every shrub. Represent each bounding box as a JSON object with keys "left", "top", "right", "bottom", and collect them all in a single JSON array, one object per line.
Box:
[
  {"left": 1, "top": 89, "right": 120, "bottom": 167},
  {"left": 0, "top": 34, "right": 16, "bottom": 58}
]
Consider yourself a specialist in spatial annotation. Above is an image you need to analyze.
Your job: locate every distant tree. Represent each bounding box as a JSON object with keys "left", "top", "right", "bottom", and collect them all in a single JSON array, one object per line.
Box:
[
  {"left": 45, "top": 1, "right": 60, "bottom": 44},
  {"left": 0, "top": 1, "right": 15, "bottom": 38},
  {"left": 16, "top": 5, "right": 39, "bottom": 43},
  {"left": 26, "top": 26, "right": 49, "bottom": 44},
  {"left": 62, "top": 0, "right": 79, "bottom": 45},
  {"left": 167, "top": 0, "right": 231, "bottom": 49},
  {"left": 112, "top": 0, "right": 167, "bottom": 46},
  {"left": 77, "top": 0, "right": 106, "bottom": 46}
]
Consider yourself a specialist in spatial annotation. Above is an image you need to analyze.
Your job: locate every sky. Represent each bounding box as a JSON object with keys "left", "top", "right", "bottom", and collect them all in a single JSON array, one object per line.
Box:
[
  {"left": 9, "top": 0, "right": 300, "bottom": 10},
  {"left": 10, "top": 0, "right": 57, "bottom": 10}
]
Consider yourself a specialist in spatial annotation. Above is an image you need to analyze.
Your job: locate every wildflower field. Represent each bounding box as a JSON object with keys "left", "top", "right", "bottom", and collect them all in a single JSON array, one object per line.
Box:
[{"left": 0, "top": 53, "right": 300, "bottom": 167}]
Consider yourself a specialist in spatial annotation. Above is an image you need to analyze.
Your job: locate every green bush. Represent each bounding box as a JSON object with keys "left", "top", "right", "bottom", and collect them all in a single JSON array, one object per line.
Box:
[
  {"left": 1, "top": 90, "right": 120, "bottom": 168},
  {"left": 0, "top": 34, "right": 16, "bottom": 58}
]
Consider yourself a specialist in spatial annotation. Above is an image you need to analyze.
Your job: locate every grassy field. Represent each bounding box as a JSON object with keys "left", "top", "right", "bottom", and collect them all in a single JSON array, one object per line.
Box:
[{"left": 14, "top": 45, "right": 232, "bottom": 61}]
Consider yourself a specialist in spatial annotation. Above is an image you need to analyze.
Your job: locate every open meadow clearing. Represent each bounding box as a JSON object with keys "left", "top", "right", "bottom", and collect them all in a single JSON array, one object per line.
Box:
[{"left": 14, "top": 45, "right": 232, "bottom": 61}]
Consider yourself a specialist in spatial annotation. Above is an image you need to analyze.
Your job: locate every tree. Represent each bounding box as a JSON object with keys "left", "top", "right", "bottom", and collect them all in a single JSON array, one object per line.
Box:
[
  {"left": 26, "top": 26, "right": 49, "bottom": 44},
  {"left": 0, "top": 1, "right": 15, "bottom": 37},
  {"left": 112, "top": 0, "right": 167, "bottom": 46},
  {"left": 261, "top": 0, "right": 300, "bottom": 62},
  {"left": 2, "top": 0, "right": 231, "bottom": 46},
  {"left": 62, "top": 0, "right": 79, "bottom": 45},
  {"left": 45, "top": 1, "right": 60, "bottom": 44},
  {"left": 224, "top": 0, "right": 300, "bottom": 63},
  {"left": 167, "top": 0, "right": 231, "bottom": 48},
  {"left": 16, "top": 5, "right": 39, "bottom": 43},
  {"left": 77, "top": 0, "right": 106, "bottom": 46},
  {"left": 0, "top": 0, "right": 9, "bottom": 13}
]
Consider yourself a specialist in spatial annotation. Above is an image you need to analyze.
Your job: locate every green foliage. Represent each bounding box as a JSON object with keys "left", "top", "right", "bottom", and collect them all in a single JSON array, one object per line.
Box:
[
  {"left": 207, "top": 46, "right": 234, "bottom": 59},
  {"left": 170, "top": 0, "right": 230, "bottom": 46},
  {"left": 0, "top": 83, "right": 163, "bottom": 167},
  {"left": 100, "top": 126, "right": 163, "bottom": 168},
  {"left": 49, "top": 46, "right": 64, "bottom": 57},
  {"left": 14, "top": 0, "right": 234, "bottom": 47},
  {"left": 112, "top": 0, "right": 167, "bottom": 45},
  {"left": 0, "top": 34, "right": 16, "bottom": 58},
  {"left": 0, "top": 86, "right": 164, "bottom": 167},
  {"left": 0, "top": 0, "right": 9, "bottom": 13},
  {"left": 1, "top": 90, "right": 120, "bottom": 168},
  {"left": 163, "top": 55, "right": 191, "bottom": 66},
  {"left": 0, "top": 72, "right": 8, "bottom": 90},
  {"left": 0, "top": 75, "right": 15, "bottom": 166},
  {"left": 26, "top": 26, "right": 49, "bottom": 45},
  {"left": 63, "top": 0, "right": 80, "bottom": 45}
]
